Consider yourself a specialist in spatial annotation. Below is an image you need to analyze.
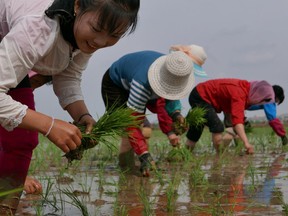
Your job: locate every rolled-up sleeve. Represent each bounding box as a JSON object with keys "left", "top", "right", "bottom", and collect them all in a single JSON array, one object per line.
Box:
[
  {"left": 53, "top": 51, "right": 92, "bottom": 109},
  {"left": 231, "top": 97, "right": 246, "bottom": 125},
  {"left": 0, "top": 92, "right": 28, "bottom": 131},
  {"left": 0, "top": 15, "right": 57, "bottom": 130}
]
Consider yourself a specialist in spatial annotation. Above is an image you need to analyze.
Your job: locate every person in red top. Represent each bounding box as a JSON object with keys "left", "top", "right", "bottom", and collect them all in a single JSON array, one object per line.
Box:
[
  {"left": 223, "top": 85, "right": 286, "bottom": 146},
  {"left": 186, "top": 78, "right": 276, "bottom": 154}
]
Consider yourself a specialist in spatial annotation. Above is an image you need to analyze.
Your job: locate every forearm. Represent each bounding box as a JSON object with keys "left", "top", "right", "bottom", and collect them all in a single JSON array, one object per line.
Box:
[
  {"left": 234, "top": 123, "right": 254, "bottom": 153},
  {"left": 65, "top": 100, "right": 90, "bottom": 122},
  {"left": 234, "top": 124, "right": 249, "bottom": 147},
  {"left": 18, "top": 109, "right": 53, "bottom": 135},
  {"left": 20, "top": 108, "right": 82, "bottom": 153}
]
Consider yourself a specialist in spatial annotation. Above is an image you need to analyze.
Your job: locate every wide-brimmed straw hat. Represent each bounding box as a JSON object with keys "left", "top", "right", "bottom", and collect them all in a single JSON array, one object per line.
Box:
[
  {"left": 170, "top": 44, "right": 208, "bottom": 77},
  {"left": 148, "top": 51, "right": 195, "bottom": 100}
]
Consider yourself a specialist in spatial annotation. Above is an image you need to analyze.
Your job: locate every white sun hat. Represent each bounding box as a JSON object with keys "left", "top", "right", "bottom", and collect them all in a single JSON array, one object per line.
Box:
[
  {"left": 148, "top": 51, "right": 195, "bottom": 100},
  {"left": 170, "top": 44, "right": 208, "bottom": 77}
]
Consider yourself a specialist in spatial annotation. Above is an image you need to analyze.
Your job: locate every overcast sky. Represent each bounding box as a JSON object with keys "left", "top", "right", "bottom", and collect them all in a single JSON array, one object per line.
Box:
[{"left": 34, "top": 0, "right": 288, "bottom": 122}]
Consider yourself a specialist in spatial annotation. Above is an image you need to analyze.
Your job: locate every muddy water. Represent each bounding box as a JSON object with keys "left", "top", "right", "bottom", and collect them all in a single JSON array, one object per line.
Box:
[{"left": 16, "top": 151, "right": 288, "bottom": 216}]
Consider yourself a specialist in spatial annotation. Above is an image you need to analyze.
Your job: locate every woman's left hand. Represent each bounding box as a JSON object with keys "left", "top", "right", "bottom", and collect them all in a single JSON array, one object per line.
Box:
[{"left": 77, "top": 114, "right": 97, "bottom": 134}]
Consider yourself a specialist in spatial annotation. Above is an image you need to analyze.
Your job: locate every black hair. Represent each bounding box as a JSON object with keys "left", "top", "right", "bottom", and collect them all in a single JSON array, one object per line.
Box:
[
  {"left": 45, "top": 0, "right": 139, "bottom": 49},
  {"left": 79, "top": 0, "right": 139, "bottom": 35},
  {"left": 273, "top": 85, "right": 285, "bottom": 105},
  {"left": 45, "top": 0, "right": 77, "bottom": 48}
]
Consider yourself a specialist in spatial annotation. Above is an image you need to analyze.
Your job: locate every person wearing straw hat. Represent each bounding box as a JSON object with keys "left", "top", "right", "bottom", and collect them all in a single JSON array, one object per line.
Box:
[
  {"left": 142, "top": 97, "right": 187, "bottom": 146},
  {"left": 185, "top": 78, "right": 276, "bottom": 154},
  {"left": 101, "top": 50, "right": 196, "bottom": 177},
  {"left": 169, "top": 44, "right": 208, "bottom": 78},
  {"left": 137, "top": 44, "right": 209, "bottom": 150}
]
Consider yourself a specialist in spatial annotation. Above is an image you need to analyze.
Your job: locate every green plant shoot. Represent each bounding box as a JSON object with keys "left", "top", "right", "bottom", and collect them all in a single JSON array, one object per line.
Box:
[{"left": 65, "top": 105, "right": 142, "bottom": 164}]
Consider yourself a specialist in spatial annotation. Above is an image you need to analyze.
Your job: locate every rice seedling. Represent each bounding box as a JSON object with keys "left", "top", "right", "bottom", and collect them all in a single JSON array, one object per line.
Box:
[
  {"left": 40, "top": 177, "right": 61, "bottom": 213},
  {"left": 78, "top": 173, "right": 92, "bottom": 194},
  {"left": 166, "top": 172, "right": 182, "bottom": 213},
  {"left": 117, "top": 168, "right": 128, "bottom": 185},
  {"left": 192, "top": 130, "right": 213, "bottom": 154},
  {"left": 252, "top": 136, "right": 267, "bottom": 153},
  {"left": 198, "top": 191, "right": 238, "bottom": 216},
  {"left": 103, "top": 178, "right": 119, "bottom": 197},
  {"left": 151, "top": 140, "right": 169, "bottom": 161},
  {"left": 246, "top": 161, "right": 258, "bottom": 193},
  {"left": 28, "top": 141, "right": 57, "bottom": 174},
  {"left": 0, "top": 188, "right": 23, "bottom": 198},
  {"left": 18, "top": 123, "right": 288, "bottom": 215},
  {"left": 233, "top": 140, "right": 245, "bottom": 155},
  {"left": 65, "top": 105, "right": 141, "bottom": 164},
  {"left": 171, "top": 106, "right": 206, "bottom": 138},
  {"left": 30, "top": 178, "right": 62, "bottom": 215},
  {"left": 209, "top": 191, "right": 233, "bottom": 216},
  {"left": 34, "top": 205, "right": 43, "bottom": 216},
  {"left": 166, "top": 145, "right": 193, "bottom": 163},
  {"left": 190, "top": 190, "right": 233, "bottom": 216},
  {"left": 61, "top": 186, "right": 89, "bottom": 216},
  {"left": 96, "top": 161, "right": 106, "bottom": 192},
  {"left": 137, "top": 185, "right": 155, "bottom": 216},
  {"left": 282, "top": 203, "right": 288, "bottom": 216},
  {"left": 185, "top": 107, "right": 207, "bottom": 129},
  {"left": 152, "top": 166, "right": 165, "bottom": 186},
  {"left": 110, "top": 184, "right": 127, "bottom": 215},
  {"left": 114, "top": 204, "right": 128, "bottom": 216},
  {"left": 272, "top": 189, "right": 288, "bottom": 215},
  {"left": 189, "top": 158, "right": 208, "bottom": 188}
]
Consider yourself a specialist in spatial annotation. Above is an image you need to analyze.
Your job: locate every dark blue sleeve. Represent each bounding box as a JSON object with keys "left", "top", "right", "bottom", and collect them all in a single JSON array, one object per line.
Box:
[{"left": 248, "top": 104, "right": 263, "bottom": 111}]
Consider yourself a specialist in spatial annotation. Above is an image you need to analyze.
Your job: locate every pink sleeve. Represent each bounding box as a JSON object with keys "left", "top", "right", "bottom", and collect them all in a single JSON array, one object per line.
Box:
[{"left": 28, "top": 71, "right": 38, "bottom": 78}]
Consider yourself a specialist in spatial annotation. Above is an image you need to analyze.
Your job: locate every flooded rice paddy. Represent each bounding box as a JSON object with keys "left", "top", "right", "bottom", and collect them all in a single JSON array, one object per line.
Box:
[{"left": 15, "top": 127, "right": 288, "bottom": 215}]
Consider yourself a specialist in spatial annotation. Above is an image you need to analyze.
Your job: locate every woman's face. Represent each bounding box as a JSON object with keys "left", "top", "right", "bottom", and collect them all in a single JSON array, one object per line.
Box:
[{"left": 73, "top": 11, "right": 128, "bottom": 54}]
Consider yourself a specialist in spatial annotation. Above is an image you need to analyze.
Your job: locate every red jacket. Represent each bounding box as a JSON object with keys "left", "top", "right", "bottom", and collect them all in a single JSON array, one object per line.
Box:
[
  {"left": 127, "top": 98, "right": 174, "bottom": 155},
  {"left": 146, "top": 98, "right": 173, "bottom": 135},
  {"left": 197, "top": 79, "right": 250, "bottom": 125}
]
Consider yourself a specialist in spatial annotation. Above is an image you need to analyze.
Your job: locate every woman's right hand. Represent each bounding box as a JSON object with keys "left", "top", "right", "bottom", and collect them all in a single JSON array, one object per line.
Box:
[
  {"left": 19, "top": 109, "right": 82, "bottom": 153},
  {"left": 46, "top": 119, "right": 82, "bottom": 153},
  {"left": 244, "top": 142, "right": 254, "bottom": 154}
]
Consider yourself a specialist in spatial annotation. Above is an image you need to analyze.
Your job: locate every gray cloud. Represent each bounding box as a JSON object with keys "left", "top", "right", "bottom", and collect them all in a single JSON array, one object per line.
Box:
[{"left": 34, "top": 0, "right": 288, "bottom": 121}]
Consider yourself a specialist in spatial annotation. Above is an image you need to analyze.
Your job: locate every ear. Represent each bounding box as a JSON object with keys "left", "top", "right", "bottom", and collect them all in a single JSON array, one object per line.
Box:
[{"left": 74, "top": 0, "right": 80, "bottom": 15}]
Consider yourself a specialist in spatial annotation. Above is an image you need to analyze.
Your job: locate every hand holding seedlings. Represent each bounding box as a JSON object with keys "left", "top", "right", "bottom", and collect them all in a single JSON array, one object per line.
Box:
[{"left": 65, "top": 106, "right": 140, "bottom": 164}]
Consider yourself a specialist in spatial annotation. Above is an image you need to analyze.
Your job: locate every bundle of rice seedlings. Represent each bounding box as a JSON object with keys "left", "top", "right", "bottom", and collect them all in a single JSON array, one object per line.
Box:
[
  {"left": 167, "top": 146, "right": 185, "bottom": 162},
  {"left": 167, "top": 107, "right": 207, "bottom": 162},
  {"left": 185, "top": 107, "right": 207, "bottom": 128},
  {"left": 65, "top": 105, "right": 141, "bottom": 164},
  {"left": 172, "top": 107, "right": 207, "bottom": 136},
  {"left": 172, "top": 118, "right": 189, "bottom": 136}
]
